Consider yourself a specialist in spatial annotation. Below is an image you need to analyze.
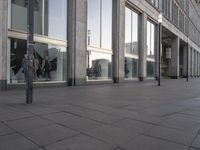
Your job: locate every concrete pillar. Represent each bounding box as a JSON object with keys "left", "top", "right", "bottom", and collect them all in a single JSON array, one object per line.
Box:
[
  {"left": 197, "top": 51, "right": 199, "bottom": 77},
  {"left": 155, "top": 24, "right": 159, "bottom": 79},
  {"left": 190, "top": 48, "right": 193, "bottom": 77},
  {"left": 67, "top": 0, "right": 87, "bottom": 86},
  {"left": 198, "top": 52, "right": 200, "bottom": 77},
  {"left": 192, "top": 49, "right": 195, "bottom": 77},
  {"left": 199, "top": 52, "right": 200, "bottom": 77},
  {"left": 112, "top": 0, "right": 125, "bottom": 83},
  {"left": 0, "top": 0, "right": 8, "bottom": 90},
  {"left": 195, "top": 50, "right": 198, "bottom": 77},
  {"left": 182, "top": 45, "right": 189, "bottom": 77},
  {"left": 188, "top": 46, "right": 191, "bottom": 77},
  {"left": 171, "top": 37, "right": 180, "bottom": 78},
  {"left": 138, "top": 13, "right": 147, "bottom": 81}
]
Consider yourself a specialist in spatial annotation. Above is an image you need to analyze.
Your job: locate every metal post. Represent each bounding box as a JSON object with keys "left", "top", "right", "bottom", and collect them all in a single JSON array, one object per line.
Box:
[
  {"left": 158, "top": 23, "right": 162, "bottom": 86},
  {"left": 26, "top": 0, "right": 35, "bottom": 104}
]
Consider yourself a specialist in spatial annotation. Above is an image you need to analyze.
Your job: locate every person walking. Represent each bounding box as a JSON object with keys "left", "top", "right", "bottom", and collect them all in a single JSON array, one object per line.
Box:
[{"left": 42, "top": 55, "right": 51, "bottom": 81}]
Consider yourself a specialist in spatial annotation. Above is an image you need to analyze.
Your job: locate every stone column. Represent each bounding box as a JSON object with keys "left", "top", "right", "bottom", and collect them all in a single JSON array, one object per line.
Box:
[
  {"left": 198, "top": 52, "right": 200, "bottom": 77},
  {"left": 196, "top": 51, "right": 199, "bottom": 77},
  {"left": 112, "top": 0, "right": 125, "bottom": 83},
  {"left": 0, "top": 0, "right": 8, "bottom": 90},
  {"left": 192, "top": 49, "right": 195, "bottom": 77},
  {"left": 155, "top": 24, "right": 159, "bottom": 79},
  {"left": 190, "top": 48, "right": 193, "bottom": 77},
  {"left": 138, "top": 13, "right": 147, "bottom": 81},
  {"left": 194, "top": 50, "right": 196, "bottom": 77},
  {"left": 196, "top": 51, "right": 198, "bottom": 77},
  {"left": 67, "top": 0, "right": 87, "bottom": 86},
  {"left": 171, "top": 37, "right": 180, "bottom": 78},
  {"left": 199, "top": 52, "right": 200, "bottom": 77},
  {"left": 195, "top": 50, "right": 198, "bottom": 77},
  {"left": 182, "top": 45, "right": 189, "bottom": 77}
]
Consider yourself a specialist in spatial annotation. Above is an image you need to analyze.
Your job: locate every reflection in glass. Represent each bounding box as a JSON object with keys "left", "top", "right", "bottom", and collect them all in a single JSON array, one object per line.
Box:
[
  {"left": 101, "top": 0, "right": 112, "bottom": 49},
  {"left": 10, "top": 38, "right": 67, "bottom": 83},
  {"left": 88, "top": 0, "right": 101, "bottom": 47},
  {"left": 87, "top": 0, "right": 112, "bottom": 49},
  {"left": 125, "top": 8, "right": 132, "bottom": 54},
  {"left": 125, "top": 8, "right": 138, "bottom": 54},
  {"left": 147, "top": 21, "right": 155, "bottom": 58},
  {"left": 87, "top": 51, "right": 112, "bottom": 80},
  {"left": 11, "top": 0, "right": 42, "bottom": 34},
  {"left": 147, "top": 61, "right": 155, "bottom": 77},
  {"left": 132, "top": 11, "right": 138, "bottom": 54},
  {"left": 125, "top": 58, "right": 138, "bottom": 78},
  {"left": 125, "top": 7, "right": 139, "bottom": 79},
  {"left": 44, "top": 0, "right": 67, "bottom": 40}
]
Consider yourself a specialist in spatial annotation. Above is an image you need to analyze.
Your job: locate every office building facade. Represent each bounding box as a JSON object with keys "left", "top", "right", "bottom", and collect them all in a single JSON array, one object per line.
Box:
[{"left": 0, "top": 0, "right": 200, "bottom": 90}]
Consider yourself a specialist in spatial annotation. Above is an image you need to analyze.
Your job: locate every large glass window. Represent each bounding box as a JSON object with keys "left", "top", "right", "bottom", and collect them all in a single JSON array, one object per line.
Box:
[
  {"left": 11, "top": 0, "right": 67, "bottom": 40},
  {"left": 11, "top": 0, "right": 43, "bottom": 34},
  {"left": 44, "top": 0, "right": 67, "bottom": 40},
  {"left": 88, "top": 0, "right": 101, "bottom": 47},
  {"left": 125, "top": 58, "right": 138, "bottom": 78},
  {"left": 147, "top": 21, "right": 155, "bottom": 59},
  {"left": 101, "top": 0, "right": 112, "bottom": 49},
  {"left": 87, "top": 51, "right": 112, "bottom": 80},
  {"left": 87, "top": 0, "right": 112, "bottom": 49},
  {"left": 9, "top": 38, "right": 67, "bottom": 83},
  {"left": 125, "top": 8, "right": 139, "bottom": 55},
  {"left": 125, "top": 8, "right": 132, "bottom": 54},
  {"left": 147, "top": 21, "right": 156, "bottom": 77},
  {"left": 147, "top": 61, "right": 155, "bottom": 77},
  {"left": 125, "top": 7, "right": 139, "bottom": 79},
  {"left": 87, "top": 0, "right": 112, "bottom": 81}
]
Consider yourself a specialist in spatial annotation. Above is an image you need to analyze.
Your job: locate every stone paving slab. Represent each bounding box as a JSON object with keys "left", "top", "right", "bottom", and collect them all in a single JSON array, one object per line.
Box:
[
  {"left": 42, "top": 111, "right": 104, "bottom": 132},
  {"left": 21, "top": 124, "right": 78, "bottom": 146},
  {"left": 111, "top": 119, "right": 154, "bottom": 134},
  {"left": 85, "top": 125, "right": 138, "bottom": 147},
  {"left": 122, "top": 135, "right": 188, "bottom": 150},
  {"left": 44, "top": 134, "right": 113, "bottom": 150},
  {"left": 0, "top": 79, "right": 200, "bottom": 150},
  {"left": 0, "top": 133, "right": 37, "bottom": 150},
  {"left": 0, "top": 123, "right": 15, "bottom": 136},
  {"left": 144, "top": 126, "right": 196, "bottom": 146},
  {"left": 0, "top": 110, "right": 34, "bottom": 122},
  {"left": 191, "top": 135, "right": 200, "bottom": 149},
  {"left": 5, "top": 116, "right": 53, "bottom": 132}
]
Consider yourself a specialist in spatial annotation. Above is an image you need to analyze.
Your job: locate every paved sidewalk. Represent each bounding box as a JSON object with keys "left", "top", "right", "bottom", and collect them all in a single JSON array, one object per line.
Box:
[{"left": 0, "top": 79, "right": 200, "bottom": 150}]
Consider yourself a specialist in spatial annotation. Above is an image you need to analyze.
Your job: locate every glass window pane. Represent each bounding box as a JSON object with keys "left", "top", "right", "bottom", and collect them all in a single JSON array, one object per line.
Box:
[
  {"left": 147, "top": 21, "right": 151, "bottom": 57},
  {"left": 150, "top": 23, "right": 155, "bottom": 57},
  {"left": 101, "top": 0, "right": 112, "bottom": 49},
  {"left": 11, "top": 0, "right": 42, "bottom": 34},
  {"left": 10, "top": 38, "right": 67, "bottom": 83},
  {"left": 147, "top": 61, "right": 155, "bottom": 77},
  {"left": 132, "top": 11, "right": 138, "bottom": 54},
  {"left": 11, "top": 0, "right": 27, "bottom": 31},
  {"left": 125, "top": 8, "right": 132, "bottom": 54},
  {"left": 44, "top": 0, "right": 67, "bottom": 40},
  {"left": 88, "top": 0, "right": 101, "bottom": 47},
  {"left": 87, "top": 51, "right": 112, "bottom": 80},
  {"left": 125, "top": 57, "right": 138, "bottom": 78},
  {"left": 34, "top": 0, "right": 43, "bottom": 34},
  {"left": 147, "top": 21, "right": 155, "bottom": 58}
]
